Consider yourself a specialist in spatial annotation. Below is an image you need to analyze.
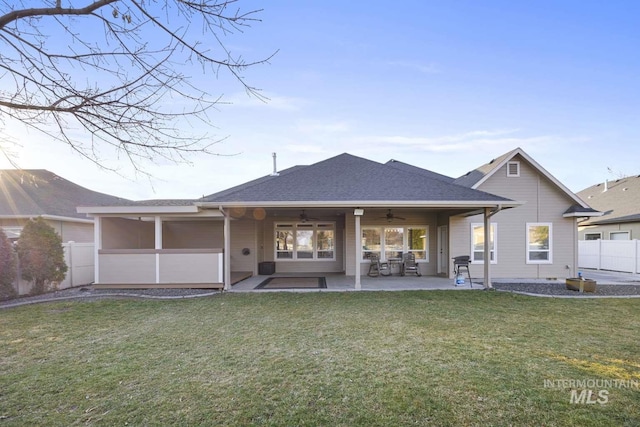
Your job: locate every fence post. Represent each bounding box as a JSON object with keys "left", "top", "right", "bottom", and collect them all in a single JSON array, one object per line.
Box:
[
  {"left": 597, "top": 238, "right": 602, "bottom": 270},
  {"left": 67, "top": 241, "right": 74, "bottom": 287}
]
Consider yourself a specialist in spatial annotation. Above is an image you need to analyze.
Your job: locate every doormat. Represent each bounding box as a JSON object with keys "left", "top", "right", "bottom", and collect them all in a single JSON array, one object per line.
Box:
[{"left": 255, "top": 277, "right": 327, "bottom": 289}]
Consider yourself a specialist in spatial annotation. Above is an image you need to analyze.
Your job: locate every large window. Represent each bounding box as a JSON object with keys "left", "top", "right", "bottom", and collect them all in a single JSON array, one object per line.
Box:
[
  {"left": 362, "top": 226, "right": 427, "bottom": 261},
  {"left": 527, "top": 223, "right": 552, "bottom": 263},
  {"left": 275, "top": 223, "right": 335, "bottom": 260},
  {"left": 471, "top": 223, "right": 497, "bottom": 263}
]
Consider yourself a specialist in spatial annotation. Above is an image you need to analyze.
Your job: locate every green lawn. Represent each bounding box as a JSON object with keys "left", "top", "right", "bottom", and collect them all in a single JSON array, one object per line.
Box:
[{"left": 1, "top": 291, "right": 639, "bottom": 426}]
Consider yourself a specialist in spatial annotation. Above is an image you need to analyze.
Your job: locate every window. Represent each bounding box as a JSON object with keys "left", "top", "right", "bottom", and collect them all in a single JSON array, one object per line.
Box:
[
  {"left": 384, "top": 227, "right": 404, "bottom": 260},
  {"left": 584, "top": 232, "right": 601, "bottom": 241},
  {"left": 275, "top": 223, "right": 335, "bottom": 260},
  {"left": 362, "top": 226, "right": 428, "bottom": 261},
  {"left": 275, "top": 225, "right": 294, "bottom": 259},
  {"left": 527, "top": 223, "right": 552, "bottom": 263},
  {"left": 507, "top": 161, "right": 520, "bottom": 177},
  {"left": 471, "top": 223, "right": 497, "bottom": 263},
  {"left": 407, "top": 227, "right": 427, "bottom": 260},
  {"left": 610, "top": 231, "right": 630, "bottom": 240},
  {"left": 0, "top": 226, "right": 22, "bottom": 240},
  {"left": 362, "top": 228, "right": 381, "bottom": 260},
  {"left": 316, "top": 224, "right": 335, "bottom": 259}
]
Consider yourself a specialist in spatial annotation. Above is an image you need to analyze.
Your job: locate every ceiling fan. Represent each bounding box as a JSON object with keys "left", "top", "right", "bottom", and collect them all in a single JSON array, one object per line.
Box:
[
  {"left": 299, "top": 210, "right": 319, "bottom": 223},
  {"left": 379, "top": 209, "right": 406, "bottom": 222}
]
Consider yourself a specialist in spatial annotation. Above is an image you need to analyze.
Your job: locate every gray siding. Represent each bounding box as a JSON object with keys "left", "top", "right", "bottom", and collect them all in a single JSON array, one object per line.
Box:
[
  {"left": 230, "top": 218, "right": 257, "bottom": 274},
  {"left": 163, "top": 220, "right": 223, "bottom": 249},
  {"left": 579, "top": 223, "right": 640, "bottom": 240},
  {"left": 451, "top": 155, "right": 578, "bottom": 279},
  {"left": 0, "top": 218, "right": 94, "bottom": 243},
  {"left": 102, "top": 217, "right": 154, "bottom": 249},
  {"left": 54, "top": 221, "right": 94, "bottom": 243}
]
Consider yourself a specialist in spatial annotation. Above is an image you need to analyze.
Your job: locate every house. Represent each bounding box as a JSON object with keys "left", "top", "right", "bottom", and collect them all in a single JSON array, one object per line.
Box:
[
  {"left": 77, "top": 148, "right": 600, "bottom": 290},
  {"left": 576, "top": 175, "right": 640, "bottom": 241},
  {"left": 0, "top": 169, "right": 129, "bottom": 242},
  {"left": 0, "top": 169, "right": 131, "bottom": 295}
]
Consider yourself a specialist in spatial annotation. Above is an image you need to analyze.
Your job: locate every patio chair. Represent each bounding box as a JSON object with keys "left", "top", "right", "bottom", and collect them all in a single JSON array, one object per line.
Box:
[
  {"left": 401, "top": 252, "right": 421, "bottom": 276},
  {"left": 452, "top": 255, "right": 472, "bottom": 286},
  {"left": 367, "top": 254, "right": 390, "bottom": 277}
]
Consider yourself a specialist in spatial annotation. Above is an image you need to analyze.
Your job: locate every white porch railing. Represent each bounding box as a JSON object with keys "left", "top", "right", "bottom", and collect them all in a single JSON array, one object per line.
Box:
[
  {"left": 97, "top": 248, "right": 223, "bottom": 285},
  {"left": 579, "top": 240, "right": 640, "bottom": 273}
]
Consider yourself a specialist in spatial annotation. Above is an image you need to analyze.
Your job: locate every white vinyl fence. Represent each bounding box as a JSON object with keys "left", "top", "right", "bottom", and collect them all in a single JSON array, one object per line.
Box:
[
  {"left": 14, "top": 242, "right": 95, "bottom": 296},
  {"left": 579, "top": 240, "right": 640, "bottom": 274}
]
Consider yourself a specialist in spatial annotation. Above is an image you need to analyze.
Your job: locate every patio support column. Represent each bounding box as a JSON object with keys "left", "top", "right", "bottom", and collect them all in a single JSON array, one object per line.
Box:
[
  {"left": 354, "top": 208, "right": 364, "bottom": 290},
  {"left": 93, "top": 216, "right": 101, "bottom": 284},
  {"left": 483, "top": 208, "right": 492, "bottom": 289},
  {"left": 223, "top": 210, "right": 231, "bottom": 291},
  {"left": 155, "top": 216, "right": 162, "bottom": 284},
  {"left": 483, "top": 205, "right": 504, "bottom": 289}
]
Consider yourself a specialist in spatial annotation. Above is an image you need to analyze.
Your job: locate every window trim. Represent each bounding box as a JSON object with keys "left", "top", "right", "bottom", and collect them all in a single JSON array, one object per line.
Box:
[
  {"left": 583, "top": 232, "right": 602, "bottom": 241},
  {"left": 274, "top": 222, "right": 336, "bottom": 261},
  {"left": 361, "top": 225, "right": 429, "bottom": 262},
  {"left": 526, "top": 222, "right": 552, "bottom": 264},
  {"left": 609, "top": 231, "right": 631, "bottom": 240},
  {"left": 507, "top": 161, "right": 520, "bottom": 177},
  {"left": 470, "top": 223, "right": 497, "bottom": 264}
]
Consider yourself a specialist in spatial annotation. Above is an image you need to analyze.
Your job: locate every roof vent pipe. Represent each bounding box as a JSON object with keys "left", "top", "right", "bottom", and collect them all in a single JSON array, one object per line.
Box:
[
  {"left": 271, "top": 153, "right": 279, "bottom": 176},
  {"left": 603, "top": 180, "right": 608, "bottom": 192}
]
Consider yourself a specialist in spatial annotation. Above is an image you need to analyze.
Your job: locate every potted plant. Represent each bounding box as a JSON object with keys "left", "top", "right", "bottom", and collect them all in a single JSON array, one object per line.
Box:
[{"left": 566, "top": 275, "right": 596, "bottom": 293}]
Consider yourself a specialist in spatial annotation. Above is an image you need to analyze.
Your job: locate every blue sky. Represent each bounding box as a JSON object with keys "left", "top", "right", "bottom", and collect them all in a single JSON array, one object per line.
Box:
[{"left": 2, "top": 0, "right": 639, "bottom": 200}]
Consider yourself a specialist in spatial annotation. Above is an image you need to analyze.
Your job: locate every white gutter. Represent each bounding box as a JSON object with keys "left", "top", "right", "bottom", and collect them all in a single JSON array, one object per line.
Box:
[
  {"left": 196, "top": 200, "right": 523, "bottom": 209},
  {"left": 77, "top": 205, "right": 200, "bottom": 215},
  {"left": 0, "top": 214, "right": 94, "bottom": 224}
]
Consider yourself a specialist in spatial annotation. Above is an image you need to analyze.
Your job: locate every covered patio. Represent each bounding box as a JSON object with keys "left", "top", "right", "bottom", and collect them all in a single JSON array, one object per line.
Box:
[{"left": 229, "top": 272, "right": 485, "bottom": 292}]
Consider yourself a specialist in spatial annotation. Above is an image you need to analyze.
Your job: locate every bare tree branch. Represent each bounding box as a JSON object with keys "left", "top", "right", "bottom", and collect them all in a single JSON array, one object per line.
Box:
[{"left": 0, "top": 0, "right": 275, "bottom": 171}]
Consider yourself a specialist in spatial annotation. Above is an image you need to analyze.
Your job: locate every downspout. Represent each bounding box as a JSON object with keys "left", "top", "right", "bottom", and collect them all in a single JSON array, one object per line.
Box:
[
  {"left": 483, "top": 205, "right": 504, "bottom": 289},
  {"left": 220, "top": 206, "right": 231, "bottom": 291},
  {"left": 354, "top": 210, "right": 362, "bottom": 290}
]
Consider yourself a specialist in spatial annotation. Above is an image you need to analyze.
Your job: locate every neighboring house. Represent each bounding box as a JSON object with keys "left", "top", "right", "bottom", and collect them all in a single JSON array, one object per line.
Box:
[
  {"left": 78, "top": 148, "right": 600, "bottom": 290},
  {"left": 576, "top": 175, "right": 640, "bottom": 241},
  {"left": 0, "top": 169, "right": 129, "bottom": 242}
]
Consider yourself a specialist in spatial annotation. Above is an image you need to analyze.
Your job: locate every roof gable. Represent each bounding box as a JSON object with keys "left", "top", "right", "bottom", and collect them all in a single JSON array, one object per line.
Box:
[
  {"left": 454, "top": 147, "right": 591, "bottom": 209},
  {"left": 0, "top": 170, "right": 130, "bottom": 219},
  {"left": 203, "top": 153, "right": 512, "bottom": 204}
]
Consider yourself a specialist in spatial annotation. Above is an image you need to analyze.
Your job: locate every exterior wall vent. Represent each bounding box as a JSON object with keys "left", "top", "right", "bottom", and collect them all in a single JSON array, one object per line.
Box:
[{"left": 507, "top": 161, "right": 520, "bottom": 177}]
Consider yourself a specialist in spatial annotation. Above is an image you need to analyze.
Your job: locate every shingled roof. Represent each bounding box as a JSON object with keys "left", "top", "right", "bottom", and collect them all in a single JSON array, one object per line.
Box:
[
  {"left": 577, "top": 175, "right": 640, "bottom": 225},
  {"left": 384, "top": 159, "right": 455, "bottom": 183},
  {"left": 453, "top": 149, "right": 517, "bottom": 188},
  {"left": 0, "top": 169, "right": 130, "bottom": 220},
  {"left": 202, "top": 153, "right": 512, "bottom": 204}
]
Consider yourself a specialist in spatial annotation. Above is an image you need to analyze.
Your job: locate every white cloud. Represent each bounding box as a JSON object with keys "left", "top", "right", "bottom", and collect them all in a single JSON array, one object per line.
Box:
[
  {"left": 387, "top": 61, "right": 441, "bottom": 74},
  {"left": 347, "top": 129, "right": 578, "bottom": 154},
  {"left": 224, "top": 91, "right": 307, "bottom": 111}
]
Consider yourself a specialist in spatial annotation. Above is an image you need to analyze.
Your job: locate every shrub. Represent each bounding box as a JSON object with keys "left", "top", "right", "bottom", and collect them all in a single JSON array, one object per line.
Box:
[
  {"left": 0, "top": 228, "right": 17, "bottom": 300},
  {"left": 16, "top": 217, "right": 68, "bottom": 295}
]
